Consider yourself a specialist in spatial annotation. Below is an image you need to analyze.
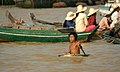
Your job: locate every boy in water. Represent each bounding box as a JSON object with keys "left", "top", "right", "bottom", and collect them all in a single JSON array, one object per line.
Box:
[{"left": 64, "top": 32, "right": 82, "bottom": 54}]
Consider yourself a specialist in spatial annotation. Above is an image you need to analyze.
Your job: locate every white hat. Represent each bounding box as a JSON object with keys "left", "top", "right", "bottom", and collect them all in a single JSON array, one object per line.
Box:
[
  {"left": 110, "top": 8, "right": 114, "bottom": 12},
  {"left": 87, "top": 8, "right": 98, "bottom": 16},
  {"left": 104, "top": 11, "right": 111, "bottom": 17},
  {"left": 76, "top": 5, "right": 87, "bottom": 13},
  {"left": 111, "top": 4, "right": 119, "bottom": 9},
  {"left": 109, "top": 4, "right": 119, "bottom": 12},
  {"left": 65, "top": 11, "right": 76, "bottom": 20}
]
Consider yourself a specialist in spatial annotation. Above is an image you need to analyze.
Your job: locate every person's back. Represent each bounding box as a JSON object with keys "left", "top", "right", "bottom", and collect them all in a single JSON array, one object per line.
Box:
[
  {"left": 88, "top": 15, "right": 96, "bottom": 26},
  {"left": 87, "top": 8, "right": 98, "bottom": 26},
  {"left": 98, "top": 13, "right": 112, "bottom": 31},
  {"left": 63, "top": 20, "right": 75, "bottom": 28},
  {"left": 99, "top": 17, "right": 110, "bottom": 30},
  {"left": 111, "top": 11, "right": 119, "bottom": 28},
  {"left": 75, "top": 5, "right": 88, "bottom": 32},
  {"left": 63, "top": 11, "right": 76, "bottom": 28},
  {"left": 110, "top": 5, "right": 119, "bottom": 28},
  {"left": 75, "top": 12, "right": 88, "bottom": 32}
]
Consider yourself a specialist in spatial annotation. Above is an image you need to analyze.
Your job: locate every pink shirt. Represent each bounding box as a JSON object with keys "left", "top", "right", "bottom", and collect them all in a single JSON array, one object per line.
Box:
[{"left": 99, "top": 17, "right": 110, "bottom": 30}]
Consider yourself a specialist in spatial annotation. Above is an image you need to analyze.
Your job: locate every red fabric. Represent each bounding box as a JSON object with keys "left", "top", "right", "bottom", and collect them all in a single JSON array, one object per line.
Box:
[
  {"left": 84, "top": 25, "right": 96, "bottom": 32},
  {"left": 88, "top": 15, "right": 95, "bottom": 25}
]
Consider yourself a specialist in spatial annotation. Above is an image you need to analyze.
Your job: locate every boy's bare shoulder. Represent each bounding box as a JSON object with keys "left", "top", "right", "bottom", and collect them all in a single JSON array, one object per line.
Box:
[{"left": 76, "top": 40, "right": 81, "bottom": 44}]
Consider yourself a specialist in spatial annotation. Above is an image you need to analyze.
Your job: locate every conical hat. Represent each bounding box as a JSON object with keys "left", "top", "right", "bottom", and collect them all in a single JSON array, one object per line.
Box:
[
  {"left": 110, "top": 4, "right": 119, "bottom": 12},
  {"left": 104, "top": 11, "right": 112, "bottom": 17},
  {"left": 65, "top": 11, "right": 76, "bottom": 20},
  {"left": 111, "top": 4, "right": 119, "bottom": 9},
  {"left": 76, "top": 5, "right": 87, "bottom": 13},
  {"left": 87, "top": 8, "right": 98, "bottom": 16}
]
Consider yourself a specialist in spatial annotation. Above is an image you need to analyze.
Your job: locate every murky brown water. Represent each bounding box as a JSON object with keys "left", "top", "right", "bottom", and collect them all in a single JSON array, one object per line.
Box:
[
  {"left": 0, "top": 6, "right": 120, "bottom": 72},
  {"left": 0, "top": 40, "right": 120, "bottom": 72}
]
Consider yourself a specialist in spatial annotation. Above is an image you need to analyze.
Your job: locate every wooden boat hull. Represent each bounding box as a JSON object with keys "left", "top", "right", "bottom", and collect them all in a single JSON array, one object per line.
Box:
[{"left": 0, "top": 27, "right": 91, "bottom": 42}]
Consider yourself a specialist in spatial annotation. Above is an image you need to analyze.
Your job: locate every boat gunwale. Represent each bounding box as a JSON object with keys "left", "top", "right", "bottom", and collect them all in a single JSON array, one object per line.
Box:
[{"left": 0, "top": 31, "right": 91, "bottom": 38}]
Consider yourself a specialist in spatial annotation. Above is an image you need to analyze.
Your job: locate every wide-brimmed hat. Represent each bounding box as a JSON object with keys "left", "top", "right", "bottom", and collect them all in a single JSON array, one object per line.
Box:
[
  {"left": 65, "top": 11, "right": 76, "bottom": 20},
  {"left": 76, "top": 5, "right": 87, "bottom": 13},
  {"left": 104, "top": 11, "right": 111, "bottom": 17},
  {"left": 112, "top": 4, "right": 119, "bottom": 9},
  {"left": 87, "top": 8, "right": 98, "bottom": 16},
  {"left": 110, "top": 4, "right": 119, "bottom": 11}
]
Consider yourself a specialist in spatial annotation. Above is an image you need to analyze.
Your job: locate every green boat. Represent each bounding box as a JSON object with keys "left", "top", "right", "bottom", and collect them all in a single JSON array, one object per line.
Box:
[
  {"left": 2, "top": 11, "right": 99, "bottom": 42},
  {"left": 0, "top": 26, "right": 99, "bottom": 42}
]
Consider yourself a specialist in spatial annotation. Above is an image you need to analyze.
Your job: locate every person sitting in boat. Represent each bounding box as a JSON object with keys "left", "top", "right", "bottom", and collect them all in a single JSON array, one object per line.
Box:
[
  {"left": 75, "top": 5, "right": 95, "bottom": 32},
  {"left": 98, "top": 12, "right": 113, "bottom": 31},
  {"left": 110, "top": 4, "right": 120, "bottom": 29},
  {"left": 64, "top": 32, "right": 82, "bottom": 54},
  {"left": 63, "top": 11, "right": 76, "bottom": 28},
  {"left": 87, "top": 8, "right": 98, "bottom": 26},
  {"left": 19, "top": 18, "right": 30, "bottom": 26},
  {"left": 13, "top": 18, "right": 30, "bottom": 26}
]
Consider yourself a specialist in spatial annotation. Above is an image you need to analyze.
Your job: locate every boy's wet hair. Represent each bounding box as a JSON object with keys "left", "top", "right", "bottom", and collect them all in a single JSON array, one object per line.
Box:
[{"left": 69, "top": 32, "right": 78, "bottom": 41}]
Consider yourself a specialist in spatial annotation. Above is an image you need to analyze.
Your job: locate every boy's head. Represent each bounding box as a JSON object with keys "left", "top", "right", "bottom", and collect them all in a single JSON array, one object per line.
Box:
[{"left": 69, "top": 32, "right": 78, "bottom": 42}]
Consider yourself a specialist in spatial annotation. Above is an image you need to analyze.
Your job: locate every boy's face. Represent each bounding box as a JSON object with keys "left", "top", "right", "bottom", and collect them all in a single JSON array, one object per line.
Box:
[{"left": 69, "top": 35, "right": 75, "bottom": 42}]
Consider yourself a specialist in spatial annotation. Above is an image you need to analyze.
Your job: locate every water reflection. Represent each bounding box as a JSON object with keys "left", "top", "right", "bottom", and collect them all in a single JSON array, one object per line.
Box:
[{"left": 0, "top": 40, "right": 120, "bottom": 72}]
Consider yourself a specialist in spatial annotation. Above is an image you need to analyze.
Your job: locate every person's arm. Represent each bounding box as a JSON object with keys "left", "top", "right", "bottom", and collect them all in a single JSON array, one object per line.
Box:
[
  {"left": 104, "top": 18, "right": 112, "bottom": 30},
  {"left": 76, "top": 40, "right": 81, "bottom": 49},
  {"left": 111, "top": 12, "right": 119, "bottom": 22}
]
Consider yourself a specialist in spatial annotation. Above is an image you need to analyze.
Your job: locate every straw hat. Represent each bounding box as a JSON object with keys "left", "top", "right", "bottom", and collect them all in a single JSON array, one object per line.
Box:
[
  {"left": 76, "top": 5, "right": 87, "bottom": 13},
  {"left": 110, "top": 8, "right": 114, "bottom": 12},
  {"left": 65, "top": 11, "right": 76, "bottom": 20},
  {"left": 109, "top": 4, "right": 119, "bottom": 12},
  {"left": 111, "top": 4, "right": 119, "bottom": 9},
  {"left": 110, "top": 4, "right": 119, "bottom": 11},
  {"left": 104, "top": 11, "right": 111, "bottom": 17},
  {"left": 87, "top": 8, "right": 98, "bottom": 16}
]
